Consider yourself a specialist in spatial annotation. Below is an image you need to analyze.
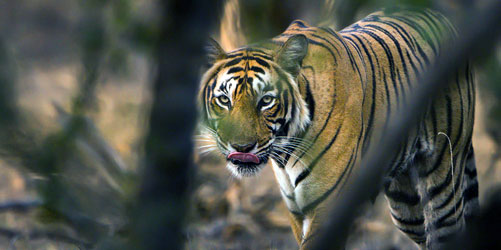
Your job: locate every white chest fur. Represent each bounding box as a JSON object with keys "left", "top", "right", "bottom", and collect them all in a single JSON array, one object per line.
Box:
[
  {"left": 270, "top": 160, "right": 314, "bottom": 240},
  {"left": 270, "top": 159, "right": 309, "bottom": 212},
  {"left": 302, "top": 216, "right": 312, "bottom": 238}
]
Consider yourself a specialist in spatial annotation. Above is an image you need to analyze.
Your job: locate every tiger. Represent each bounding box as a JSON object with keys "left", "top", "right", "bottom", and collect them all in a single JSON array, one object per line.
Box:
[{"left": 197, "top": 6, "right": 478, "bottom": 250}]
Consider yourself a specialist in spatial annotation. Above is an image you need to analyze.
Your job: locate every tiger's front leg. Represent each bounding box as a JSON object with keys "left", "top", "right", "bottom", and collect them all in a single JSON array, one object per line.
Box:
[
  {"left": 295, "top": 211, "right": 328, "bottom": 249},
  {"left": 285, "top": 209, "right": 317, "bottom": 249},
  {"left": 287, "top": 211, "right": 304, "bottom": 245}
]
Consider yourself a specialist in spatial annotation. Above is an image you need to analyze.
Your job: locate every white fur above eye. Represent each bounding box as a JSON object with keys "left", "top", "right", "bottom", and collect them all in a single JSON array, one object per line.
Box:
[
  {"left": 260, "top": 99, "right": 275, "bottom": 111},
  {"left": 214, "top": 95, "right": 231, "bottom": 110}
]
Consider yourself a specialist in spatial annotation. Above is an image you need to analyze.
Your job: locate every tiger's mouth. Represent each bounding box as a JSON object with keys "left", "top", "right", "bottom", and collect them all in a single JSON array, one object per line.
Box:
[
  {"left": 225, "top": 152, "right": 270, "bottom": 177},
  {"left": 228, "top": 152, "right": 260, "bottom": 164}
]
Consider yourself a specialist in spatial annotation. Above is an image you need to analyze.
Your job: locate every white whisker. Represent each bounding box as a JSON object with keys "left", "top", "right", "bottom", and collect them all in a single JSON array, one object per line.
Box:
[
  {"left": 273, "top": 147, "right": 306, "bottom": 167},
  {"left": 273, "top": 143, "right": 312, "bottom": 158},
  {"left": 270, "top": 152, "right": 287, "bottom": 167},
  {"left": 199, "top": 148, "right": 217, "bottom": 155},
  {"left": 274, "top": 143, "right": 311, "bottom": 154}
]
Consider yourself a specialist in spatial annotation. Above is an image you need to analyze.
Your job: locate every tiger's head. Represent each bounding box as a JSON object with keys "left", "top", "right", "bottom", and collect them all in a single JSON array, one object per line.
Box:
[{"left": 198, "top": 35, "right": 310, "bottom": 177}]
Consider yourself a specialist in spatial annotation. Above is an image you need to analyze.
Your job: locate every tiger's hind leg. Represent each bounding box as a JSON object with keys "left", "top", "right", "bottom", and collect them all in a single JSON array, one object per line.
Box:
[
  {"left": 384, "top": 167, "right": 427, "bottom": 247},
  {"left": 413, "top": 139, "right": 471, "bottom": 249}
]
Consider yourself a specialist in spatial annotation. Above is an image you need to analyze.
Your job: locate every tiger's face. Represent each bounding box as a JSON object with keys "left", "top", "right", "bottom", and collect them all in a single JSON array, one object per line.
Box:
[{"left": 198, "top": 35, "right": 310, "bottom": 177}]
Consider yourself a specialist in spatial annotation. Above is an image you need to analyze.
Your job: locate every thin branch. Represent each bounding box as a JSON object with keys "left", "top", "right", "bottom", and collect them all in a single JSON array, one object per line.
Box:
[
  {"left": 0, "top": 227, "right": 92, "bottom": 249},
  {"left": 0, "top": 200, "right": 42, "bottom": 213},
  {"left": 311, "top": 1, "right": 501, "bottom": 249}
]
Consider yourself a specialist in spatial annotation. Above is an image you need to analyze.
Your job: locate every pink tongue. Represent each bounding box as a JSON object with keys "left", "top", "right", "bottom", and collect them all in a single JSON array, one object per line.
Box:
[{"left": 228, "top": 152, "right": 260, "bottom": 164}]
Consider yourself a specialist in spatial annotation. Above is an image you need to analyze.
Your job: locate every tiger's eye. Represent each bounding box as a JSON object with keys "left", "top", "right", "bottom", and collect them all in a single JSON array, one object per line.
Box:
[
  {"left": 261, "top": 96, "right": 274, "bottom": 104},
  {"left": 218, "top": 95, "right": 230, "bottom": 105}
]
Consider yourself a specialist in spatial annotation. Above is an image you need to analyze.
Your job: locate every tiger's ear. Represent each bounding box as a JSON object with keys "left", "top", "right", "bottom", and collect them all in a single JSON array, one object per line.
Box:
[
  {"left": 275, "top": 35, "right": 308, "bottom": 77},
  {"left": 206, "top": 38, "right": 227, "bottom": 66}
]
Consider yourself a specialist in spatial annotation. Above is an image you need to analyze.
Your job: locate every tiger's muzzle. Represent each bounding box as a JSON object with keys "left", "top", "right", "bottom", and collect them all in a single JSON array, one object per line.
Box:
[{"left": 224, "top": 142, "right": 271, "bottom": 177}]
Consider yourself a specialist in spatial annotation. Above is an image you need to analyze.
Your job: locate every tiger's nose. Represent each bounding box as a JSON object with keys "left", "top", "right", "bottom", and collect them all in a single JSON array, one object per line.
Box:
[{"left": 231, "top": 142, "right": 256, "bottom": 153}]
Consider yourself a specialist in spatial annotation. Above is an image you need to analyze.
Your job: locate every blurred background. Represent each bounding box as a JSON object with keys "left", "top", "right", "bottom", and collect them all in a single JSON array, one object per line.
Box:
[{"left": 0, "top": 0, "right": 499, "bottom": 249}]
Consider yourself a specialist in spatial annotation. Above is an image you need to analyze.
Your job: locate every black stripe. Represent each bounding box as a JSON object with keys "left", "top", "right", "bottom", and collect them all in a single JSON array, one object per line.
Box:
[
  {"left": 446, "top": 95, "right": 453, "bottom": 144},
  {"left": 252, "top": 53, "right": 273, "bottom": 61},
  {"left": 302, "top": 148, "right": 356, "bottom": 213},
  {"left": 291, "top": 20, "right": 307, "bottom": 28},
  {"left": 381, "top": 19, "right": 417, "bottom": 51},
  {"left": 463, "top": 182, "right": 478, "bottom": 202},
  {"left": 343, "top": 36, "right": 363, "bottom": 60},
  {"left": 414, "top": 13, "right": 441, "bottom": 43},
  {"left": 454, "top": 73, "right": 465, "bottom": 150},
  {"left": 294, "top": 169, "right": 310, "bottom": 187},
  {"left": 424, "top": 142, "right": 447, "bottom": 176},
  {"left": 290, "top": 210, "right": 303, "bottom": 216},
  {"left": 360, "top": 29, "right": 401, "bottom": 107},
  {"left": 338, "top": 128, "right": 364, "bottom": 194},
  {"left": 434, "top": 207, "right": 464, "bottom": 230},
  {"left": 320, "top": 28, "right": 360, "bottom": 75},
  {"left": 225, "top": 56, "right": 272, "bottom": 69},
  {"left": 227, "top": 67, "right": 244, "bottom": 74},
  {"left": 282, "top": 90, "right": 289, "bottom": 117},
  {"left": 253, "top": 57, "right": 270, "bottom": 68},
  {"left": 393, "top": 139, "right": 409, "bottom": 169},
  {"left": 227, "top": 53, "right": 244, "bottom": 58},
  {"left": 224, "top": 57, "right": 243, "bottom": 67},
  {"left": 433, "top": 196, "right": 464, "bottom": 228},
  {"left": 280, "top": 187, "right": 296, "bottom": 201},
  {"left": 201, "top": 82, "right": 209, "bottom": 119},
  {"left": 250, "top": 66, "right": 264, "bottom": 74},
  {"left": 434, "top": 156, "right": 464, "bottom": 210},
  {"left": 349, "top": 34, "right": 377, "bottom": 154},
  {"left": 465, "top": 63, "right": 473, "bottom": 118},
  {"left": 395, "top": 225, "right": 425, "bottom": 237},
  {"left": 381, "top": 70, "right": 392, "bottom": 123},
  {"left": 255, "top": 74, "right": 265, "bottom": 83},
  {"left": 430, "top": 103, "right": 438, "bottom": 142},
  {"left": 246, "top": 48, "right": 269, "bottom": 54},
  {"left": 405, "top": 49, "right": 420, "bottom": 81},
  {"left": 390, "top": 15, "right": 437, "bottom": 56},
  {"left": 427, "top": 162, "right": 455, "bottom": 199},
  {"left": 289, "top": 44, "right": 339, "bottom": 166},
  {"left": 366, "top": 24, "right": 410, "bottom": 96},
  {"left": 210, "top": 75, "right": 218, "bottom": 90},
  {"left": 269, "top": 103, "right": 281, "bottom": 117},
  {"left": 384, "top": 182, "right": 420, "bottom": 206},
  {"left": 341, "top": 35, "right": 365, "bottom": 87},
  {"left": 391, "top": 212, "right": 424, "bottom": 225},
  {"left": 306, "top": 124, "right": 342, "bottom": 170},
  {"left": 289, "top": 90, "right": 297, "bottom": 137},
  {"left": 303, "top": 74, "right": 315, "bottom": 122},
  {"left": 306, "top": 37, "right": 339, "bottom": 63},
  {"left": 464, "top": 165, "right": 477, "bottom": 178}
]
